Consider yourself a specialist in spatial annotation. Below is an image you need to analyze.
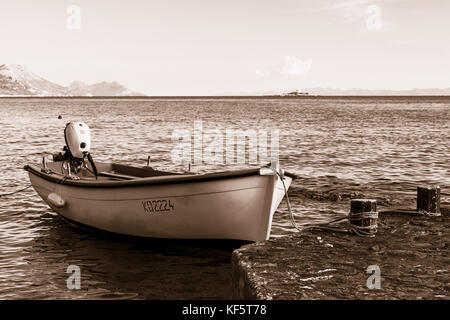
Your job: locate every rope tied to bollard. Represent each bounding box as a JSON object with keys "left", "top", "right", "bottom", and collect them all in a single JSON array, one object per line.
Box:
[
  {"left": 273, "top": 168, "right": 378, "bottom": 237},
  {"left": 348, "top": 211, "right": 378, "bottom": 237},
  {"left": 273, "top": 167, "right": 444, "bottom": 238}
]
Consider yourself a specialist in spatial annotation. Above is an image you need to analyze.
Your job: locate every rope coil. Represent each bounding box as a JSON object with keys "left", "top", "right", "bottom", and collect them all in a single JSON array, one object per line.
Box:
[{"left": 348, "top": 211, "right": 378, "bottom": 237}]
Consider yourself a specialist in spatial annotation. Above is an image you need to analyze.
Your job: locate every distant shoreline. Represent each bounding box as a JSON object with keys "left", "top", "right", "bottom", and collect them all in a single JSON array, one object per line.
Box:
[{"left": 1, "top": 95, "right": 450, "bottom": 99}]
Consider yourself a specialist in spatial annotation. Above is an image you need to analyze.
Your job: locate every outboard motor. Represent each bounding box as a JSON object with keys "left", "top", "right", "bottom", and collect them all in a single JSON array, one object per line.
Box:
[
  {"left": 65, "top": 122, "right": 91, "bottom": 159},
  {"left": 54, "top": 122, "right": 98, "bottom": 179}
]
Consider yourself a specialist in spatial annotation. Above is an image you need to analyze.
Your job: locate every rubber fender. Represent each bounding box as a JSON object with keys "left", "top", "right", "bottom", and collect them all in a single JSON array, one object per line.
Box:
[{"left": 47, "top": 193, "right": 66, "bottom": 208}]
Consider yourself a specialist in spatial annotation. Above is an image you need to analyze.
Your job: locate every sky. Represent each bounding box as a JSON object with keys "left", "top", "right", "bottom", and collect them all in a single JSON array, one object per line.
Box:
[{"left": 0, "top": 0, "right": 449, "bottom": 95}]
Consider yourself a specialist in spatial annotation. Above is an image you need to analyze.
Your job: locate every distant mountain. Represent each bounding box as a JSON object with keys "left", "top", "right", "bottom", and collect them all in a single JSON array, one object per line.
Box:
[
  {"left": 303, "top": 87, "right": 450, "bottom": 96},
  {"left": 0, "top": 64, "right": 144, "bottom": 96},
  {"left": 67, "top": 80, "right": 142, "bottom": 96},
  {"left": 221, "top": 87, "right": 450, "bottom": 96},
  {"left": 0, "top": 64, "right": 66, "bottom": 96}
]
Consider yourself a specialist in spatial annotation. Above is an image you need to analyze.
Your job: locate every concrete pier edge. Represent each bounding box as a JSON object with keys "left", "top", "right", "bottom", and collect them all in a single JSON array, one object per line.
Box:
[{"left": 231, "top": 206, "right": 449, "bottom": 300}]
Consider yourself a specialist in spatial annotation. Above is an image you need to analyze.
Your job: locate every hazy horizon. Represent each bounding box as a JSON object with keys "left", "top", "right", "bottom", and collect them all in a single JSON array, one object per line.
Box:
[{"left": 1, "top": 0, "right": 449, "bottom": 95}]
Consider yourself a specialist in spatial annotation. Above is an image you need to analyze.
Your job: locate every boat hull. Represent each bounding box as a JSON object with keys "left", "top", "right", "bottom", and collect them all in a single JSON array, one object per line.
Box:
[{"left": 28, "top": 171, "right": 292, "bottom": 242}]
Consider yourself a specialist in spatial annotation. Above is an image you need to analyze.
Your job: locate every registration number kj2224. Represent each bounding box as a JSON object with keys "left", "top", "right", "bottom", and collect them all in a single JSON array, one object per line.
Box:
[{"left": 142, "top": 199, "right": 175, "bottom": 213}]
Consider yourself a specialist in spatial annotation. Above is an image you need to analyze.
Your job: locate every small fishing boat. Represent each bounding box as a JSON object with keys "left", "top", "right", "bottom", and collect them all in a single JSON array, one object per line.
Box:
[{"left": 24, "top": 122, "right": 295, "bottom": 242}]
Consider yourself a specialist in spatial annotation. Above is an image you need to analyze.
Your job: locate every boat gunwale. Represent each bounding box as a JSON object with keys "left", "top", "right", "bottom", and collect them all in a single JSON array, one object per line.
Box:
[{"left": 24, "top": 164, "right": 297, "bottom": 188}]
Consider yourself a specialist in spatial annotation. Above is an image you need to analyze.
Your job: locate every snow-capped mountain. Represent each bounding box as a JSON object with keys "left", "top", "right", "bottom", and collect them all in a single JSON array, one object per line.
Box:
[
  {"left": 0, "top": 64, "right": 66, "bottom": 96},
  {"left": 0, "top": 64, "right": 144, "bottom": 96}
]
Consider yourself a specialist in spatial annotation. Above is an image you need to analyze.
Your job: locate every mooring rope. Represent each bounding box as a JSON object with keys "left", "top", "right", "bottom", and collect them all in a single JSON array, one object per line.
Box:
[
  {"left": 0, "top": 184, "right": 33, "bottom": 197},
  {"left": 273, "top": 168, "right": 377, "bottom": 237},
  {"left": 273, "top": 168, "right": 348, "bottom": 233},
  {"left": 417, "top": 210, "right": 442, "bottom": 217},
  {"left": 379, "top": 209, "right": 442, "bottom": 217},
  {"left": 277, "top": 170, "right": 302, "bottom": 232}
]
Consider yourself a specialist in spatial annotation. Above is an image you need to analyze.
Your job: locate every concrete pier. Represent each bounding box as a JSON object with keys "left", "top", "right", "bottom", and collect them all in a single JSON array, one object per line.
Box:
[{"left": 232, "top": 208, "right": 449, "bottom": 300}]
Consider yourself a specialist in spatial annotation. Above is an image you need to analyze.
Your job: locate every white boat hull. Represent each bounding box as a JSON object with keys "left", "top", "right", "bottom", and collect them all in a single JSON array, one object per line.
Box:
[{"left": 28, "top": 170, "right": 292, "bottom": 242}]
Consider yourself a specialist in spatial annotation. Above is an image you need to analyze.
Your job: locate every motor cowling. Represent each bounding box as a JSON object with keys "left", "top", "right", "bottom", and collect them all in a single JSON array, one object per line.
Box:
[{"left": 64, "top": 122, "right": 91, "bottom": 159}]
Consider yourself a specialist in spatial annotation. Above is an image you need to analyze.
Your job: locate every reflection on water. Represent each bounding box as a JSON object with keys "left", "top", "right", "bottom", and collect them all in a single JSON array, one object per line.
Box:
[
  {"left": 0, "top": 97, "right": 449, "bottom": 299},
  {"left": 1, "top": 208, "right": 242, "bottom": 299}
]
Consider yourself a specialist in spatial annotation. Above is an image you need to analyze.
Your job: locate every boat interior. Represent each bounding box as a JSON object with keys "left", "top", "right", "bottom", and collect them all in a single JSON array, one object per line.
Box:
[
  {"left": 44, "top": 161, "right": 183, "bottom": 181},
  {"left": 25, "top": 122, "right": 294, "bottom": 186}
]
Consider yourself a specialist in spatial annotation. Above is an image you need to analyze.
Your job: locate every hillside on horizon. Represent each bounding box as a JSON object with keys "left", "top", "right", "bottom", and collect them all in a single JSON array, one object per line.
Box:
[
  {"left": 301, "top": 87, "right": 450, "bottom": 96},
  {"left": 1, "top": 64, "right": 449, "bottom": 97},
  {"left": 228, "top": 87, "right": 450, "bottom": 96},
  {"left": 0, "top": 64, "right": 144, "bottom": 97}
]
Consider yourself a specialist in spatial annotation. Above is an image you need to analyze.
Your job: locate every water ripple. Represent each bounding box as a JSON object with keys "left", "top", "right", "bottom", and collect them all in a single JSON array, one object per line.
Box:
[{"left": 0, "top": 97, "right": 449, "bottom": 299}]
